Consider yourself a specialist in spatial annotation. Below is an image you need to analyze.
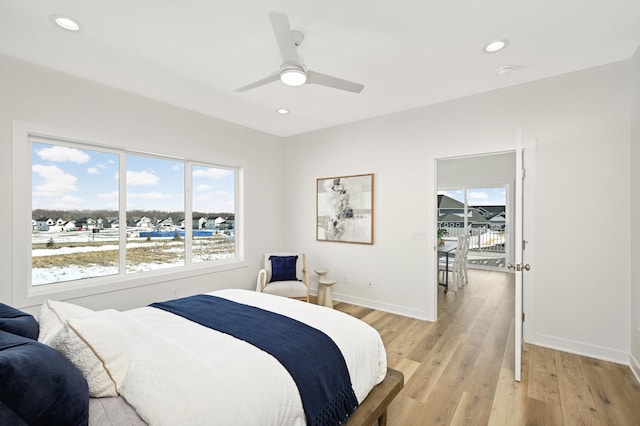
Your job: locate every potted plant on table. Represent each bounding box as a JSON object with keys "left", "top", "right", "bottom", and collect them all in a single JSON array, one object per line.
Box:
[{"left": 437, "top": 228, "right": 448, "bottom": 245}]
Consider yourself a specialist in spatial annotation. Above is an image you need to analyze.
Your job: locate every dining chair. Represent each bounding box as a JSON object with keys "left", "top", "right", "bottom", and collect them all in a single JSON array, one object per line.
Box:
[{"left": 438, "top": 235, "right": 469, "bottom": 292}]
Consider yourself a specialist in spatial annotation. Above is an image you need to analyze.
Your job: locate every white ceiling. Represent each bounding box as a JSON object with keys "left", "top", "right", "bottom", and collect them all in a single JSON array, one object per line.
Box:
[{"left": 1, "top": 1, "right": 639, "bottom": 137}]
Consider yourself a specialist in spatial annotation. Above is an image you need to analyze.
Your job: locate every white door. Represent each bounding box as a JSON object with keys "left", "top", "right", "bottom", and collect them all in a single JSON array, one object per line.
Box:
[{"left": 511, "top": 131, "right": 532, "bottom": 382}]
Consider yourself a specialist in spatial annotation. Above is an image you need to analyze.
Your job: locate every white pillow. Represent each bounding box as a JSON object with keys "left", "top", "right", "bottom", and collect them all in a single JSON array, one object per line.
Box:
[
  {"left": 38, "top": 299, "right": 97, "bottom": 344},
  {"left": 48, "top": 314, "right": 129, "bottom": 397}
]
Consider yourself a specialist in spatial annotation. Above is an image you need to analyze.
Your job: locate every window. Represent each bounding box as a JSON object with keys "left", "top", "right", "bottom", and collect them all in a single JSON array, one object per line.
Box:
[
  {"left": 29, "top": 136, "right": 239, "bottom": 288},
  {"left": 32, "top": 141, "right": 120, "bottom": 285},
  {"left": 125, "top": 154, "right": 185, "bottom": 274}
]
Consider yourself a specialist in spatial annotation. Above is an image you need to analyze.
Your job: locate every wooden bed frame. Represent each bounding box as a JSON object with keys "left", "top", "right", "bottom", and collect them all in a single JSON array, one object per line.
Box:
[
  {"left": 346, "top": 368, "right": 404, "bottom": 426},
  {"left": 88, "top": 367, "right": 404, "bottom": 425}
]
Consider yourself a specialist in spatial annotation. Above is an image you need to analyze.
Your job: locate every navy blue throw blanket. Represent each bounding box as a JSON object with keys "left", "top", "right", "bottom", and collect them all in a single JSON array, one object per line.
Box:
[{"left": 150, "top": 294, "right": 358, "bottom": 425}]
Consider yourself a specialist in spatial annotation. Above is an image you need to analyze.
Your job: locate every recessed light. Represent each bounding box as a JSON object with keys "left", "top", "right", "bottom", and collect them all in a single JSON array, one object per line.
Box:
[
  {"left": 484, "top": 40, "right": 508, "bottom": 53},
  {"left": 496, "top": 65, "right": 515, "bottom": 75},
  {"left": 276, "top": 108, "right": 290, "bottom": 115},
  {"left": 50, "top": 14, "right": 83, "bottom": 32}
]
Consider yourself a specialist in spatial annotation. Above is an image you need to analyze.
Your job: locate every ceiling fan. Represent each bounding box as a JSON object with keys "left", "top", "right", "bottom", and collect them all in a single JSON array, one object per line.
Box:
[{"left": 236, "top": 12, "right": 364, "bottom": 94}]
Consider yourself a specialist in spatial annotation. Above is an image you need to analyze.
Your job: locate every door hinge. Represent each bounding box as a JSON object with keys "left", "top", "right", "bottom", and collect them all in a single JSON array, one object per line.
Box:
[
  {"left": 522, "top": 240, "right": 527, "bottom": 250},
  {"left": 522, "top": 312, "right": 525, "bottom": 322},
  {"left": 522, "top": 168, "right": 526, "bottom": 179}
]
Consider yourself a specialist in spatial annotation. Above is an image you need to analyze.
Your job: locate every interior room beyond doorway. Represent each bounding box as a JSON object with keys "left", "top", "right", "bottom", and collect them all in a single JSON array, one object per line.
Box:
[{"left": 437, "top": 152, "right": 516, "bottom": 274}]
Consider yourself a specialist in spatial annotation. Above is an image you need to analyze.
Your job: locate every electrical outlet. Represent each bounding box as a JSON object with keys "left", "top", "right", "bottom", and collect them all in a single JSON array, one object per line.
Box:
[
  {"left": 367, "top": 279, "right": 373, "bottom": 288},
  {"left": 344, "top": 275, "right": 349, "bottom": 285}
]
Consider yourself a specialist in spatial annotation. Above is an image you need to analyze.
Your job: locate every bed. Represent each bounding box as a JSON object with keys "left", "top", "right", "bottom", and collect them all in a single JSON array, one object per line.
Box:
[{"left": 0, "top": 289, "right": 403, "bottom": 426}]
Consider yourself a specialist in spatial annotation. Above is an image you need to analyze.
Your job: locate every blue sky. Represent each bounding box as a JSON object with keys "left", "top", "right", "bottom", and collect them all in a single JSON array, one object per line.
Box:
[
  {"left": 32, "top": 142, "right": 235, "bottom": 213},
  {"left": 439, "top": 187, "right": 506, "bottom": 206}
]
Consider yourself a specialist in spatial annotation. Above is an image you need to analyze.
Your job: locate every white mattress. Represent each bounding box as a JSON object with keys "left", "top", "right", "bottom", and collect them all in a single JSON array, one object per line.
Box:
[{"left": 102, "top": 289, "right": 387, "bottom": 426}]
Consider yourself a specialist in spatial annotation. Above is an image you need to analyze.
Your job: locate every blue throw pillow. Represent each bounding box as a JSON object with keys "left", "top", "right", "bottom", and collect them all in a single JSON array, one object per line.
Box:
[
  {"left": 269, "top": 255, "right": 299, "bottom": 282},
  {"left": 0, "top": 303, "right": 39, "bottom": 340},
  {"left": 0, "top": 330, "right": 89, "bottom": 426}
]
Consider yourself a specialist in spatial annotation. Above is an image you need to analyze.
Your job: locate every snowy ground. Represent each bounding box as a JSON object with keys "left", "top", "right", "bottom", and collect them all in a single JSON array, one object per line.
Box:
[{"left": 31, "top": 229, "right": 234, "bottom": 286}]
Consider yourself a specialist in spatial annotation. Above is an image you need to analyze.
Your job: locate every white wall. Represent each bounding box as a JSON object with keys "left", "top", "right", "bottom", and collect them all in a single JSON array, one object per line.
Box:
[
  {"left": 630, "top": 45, "right": 640, "bottom": 378},
  {"left": 283, "top": 61, "right": 632, "bottom": 363},
  {"left": 437, "top": 152, "right": 516, "bottom": 189},
  {"left": 0, "top": 54, "right": 285, "bottom": 311}
]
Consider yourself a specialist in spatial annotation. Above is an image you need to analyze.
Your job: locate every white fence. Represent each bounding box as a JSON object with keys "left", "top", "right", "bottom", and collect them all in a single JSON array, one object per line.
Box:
[{"left": 440, "top": 226, "right": 505, "bottom": 254}]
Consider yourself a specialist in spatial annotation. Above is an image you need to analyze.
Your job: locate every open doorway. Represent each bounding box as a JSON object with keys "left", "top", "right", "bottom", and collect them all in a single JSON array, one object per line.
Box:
[
  {"left": 433, "top": 144, "right": 535, "bottom": 382},
  {"left": 436, "top": 152, "right": 516, "bottom": 280}
]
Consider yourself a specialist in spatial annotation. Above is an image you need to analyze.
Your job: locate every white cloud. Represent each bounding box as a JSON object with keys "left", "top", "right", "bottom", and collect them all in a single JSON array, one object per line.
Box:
[
  {"left": 97, "top": 191, "right": 119, "bottom": 200},
  {"left": 194, "top": 184, "right": 211, "bottom": 191},
  {"left": 37, "top": 195, "right": 84, "bottom": 210},
  {"left": 36, "top": 146, "right": 90, "bottom": 164},
  {"left": 32, "top": 164, "right": 78, "bottom": 197},
  {"left": 468, "top": 191, "right": 489, "bottom": 200},
  {"left": 87, "top": 167, "right": 100, "bottom": 174},
  {"left": 126, "top": 170, "right": 160, "bottom": 186},
  {"left": 194, "top": 190, "right": 229, "bottom": 202},
  {"left": 128, "top": 191, "right": 172, "bottom": 200},
  {"left": 193, "top": 168, "right": 233, "bottom": 179}
]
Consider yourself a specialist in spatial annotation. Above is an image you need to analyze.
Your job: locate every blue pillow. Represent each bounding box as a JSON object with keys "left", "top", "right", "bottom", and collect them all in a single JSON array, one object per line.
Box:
[
  {"left": 0, "top": 303, "right": 39, "bottom": 340},
  {"left": 269, "top": 255, "right": 299, "bottom": 282},
  {"left": 0, "top": 330, "right": 89, "bottom": 426}
]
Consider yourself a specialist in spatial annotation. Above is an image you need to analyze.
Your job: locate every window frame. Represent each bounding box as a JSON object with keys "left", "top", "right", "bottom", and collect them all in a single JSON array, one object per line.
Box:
[{"left": 12, "top": 120, "right": 246, "bottom": 307}]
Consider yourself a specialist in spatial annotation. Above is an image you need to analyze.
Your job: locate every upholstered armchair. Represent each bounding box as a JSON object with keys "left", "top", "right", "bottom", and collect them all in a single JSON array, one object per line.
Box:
[{"left": 257, "top": 253, "right": 310, "bottom": 302}]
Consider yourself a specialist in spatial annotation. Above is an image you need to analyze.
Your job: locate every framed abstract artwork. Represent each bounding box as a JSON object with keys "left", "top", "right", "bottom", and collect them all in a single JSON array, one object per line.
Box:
[{"left": 316, "top": 173, "right": 374, "bottom": 244}]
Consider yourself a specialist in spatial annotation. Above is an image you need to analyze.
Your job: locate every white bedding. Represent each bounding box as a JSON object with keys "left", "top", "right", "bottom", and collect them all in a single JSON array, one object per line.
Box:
[{"left": 101, "top": 289, "right": 387, "bottom": 426}]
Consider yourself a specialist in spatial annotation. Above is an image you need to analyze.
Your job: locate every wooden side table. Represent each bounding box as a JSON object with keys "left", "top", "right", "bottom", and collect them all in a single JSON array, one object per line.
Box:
[
  {"left": 314, "top": 269, "right": 328, "bottom": 306},
  {"left": 318, "top": 278, "right": 337, "bottom": 309}
]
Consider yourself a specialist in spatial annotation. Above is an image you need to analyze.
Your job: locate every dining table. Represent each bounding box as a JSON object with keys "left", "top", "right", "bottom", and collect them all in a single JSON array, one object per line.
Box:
[{"left": 437, "top": 240, "right": 458, "bottom": 292}]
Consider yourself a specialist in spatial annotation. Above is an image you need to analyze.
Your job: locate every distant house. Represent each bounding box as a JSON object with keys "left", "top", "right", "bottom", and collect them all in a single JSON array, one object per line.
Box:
[
  {"left": 192, "top": 216, "right": 207, "bottom": 230},
  {"left": 62, "top": 220, "right": 77, "bottom": 231},
  {"left": 488, "top": 212, "right": 506, "bottom": 230},
  {"left": 473, "top": 205, "right": 507, "bottom": 230},
  {"left": 135, "top": 217, "right": 153, "bottom": 228},
  {"left": 156, "top": 217, "right": 175, "bottom": 228},
  {"left": 101, "top": 217, "right": 118, "bottom": 229},
  {"left": 75, "top": 217, "right": 97, "bottom": 230},
  {"left": 474, "top": 205, "right": 506, "bottom": 219},
  {"left": 215, "top": 215, "right": 235, "bottom": 230},
  {"left": 34, "top": 217, "right": 53, "bottom": 231},
  {"left": 437, "top": 195, "right": 490, "bottom": 231}
]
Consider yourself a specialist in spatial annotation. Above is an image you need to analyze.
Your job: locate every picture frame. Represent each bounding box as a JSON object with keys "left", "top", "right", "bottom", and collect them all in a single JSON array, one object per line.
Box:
[{"left": 316, "top": 173, "right": 374, "bottom": 244}]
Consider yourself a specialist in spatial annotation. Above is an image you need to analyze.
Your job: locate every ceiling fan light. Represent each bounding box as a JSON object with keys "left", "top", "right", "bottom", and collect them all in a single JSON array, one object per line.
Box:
[{"left": 280, "top": 68, "right": 307, "bottom": 86}]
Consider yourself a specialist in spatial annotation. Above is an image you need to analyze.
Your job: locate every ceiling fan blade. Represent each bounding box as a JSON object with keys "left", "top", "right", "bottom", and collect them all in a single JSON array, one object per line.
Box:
[
  {"left": 307, "top": 71, "right": 364, "bottom": 94},
  {"left": 235, "top": 73, "right": 280, "bottom": 92},
  {"left": 269, "top": 12, "right": 300, "bottom": 65}
]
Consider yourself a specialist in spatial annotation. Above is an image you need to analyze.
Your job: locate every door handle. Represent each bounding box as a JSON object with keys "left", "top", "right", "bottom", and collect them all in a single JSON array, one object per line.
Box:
[{"left": 507, "top": 263, "right": 531, "bottom": 272}]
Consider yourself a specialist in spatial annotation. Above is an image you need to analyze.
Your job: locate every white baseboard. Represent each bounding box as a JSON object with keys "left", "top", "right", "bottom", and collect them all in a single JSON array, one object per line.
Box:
[
  {"left": 311, "top": 289, "right": 636, "bottom": 377},
  {"left": 630, "top": 352, "right": 640, "bottom": 384},
  {"left": 534, "top": 333, "right": 629, "bottom": 365},
  {"left": 311, "top": 289, "right": 432, "bottom": 322}
]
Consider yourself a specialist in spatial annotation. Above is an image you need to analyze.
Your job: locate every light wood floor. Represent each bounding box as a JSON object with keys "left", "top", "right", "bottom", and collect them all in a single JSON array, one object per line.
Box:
[{"left": 332, "top": 269, "right": 640, "bottom": 425}]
